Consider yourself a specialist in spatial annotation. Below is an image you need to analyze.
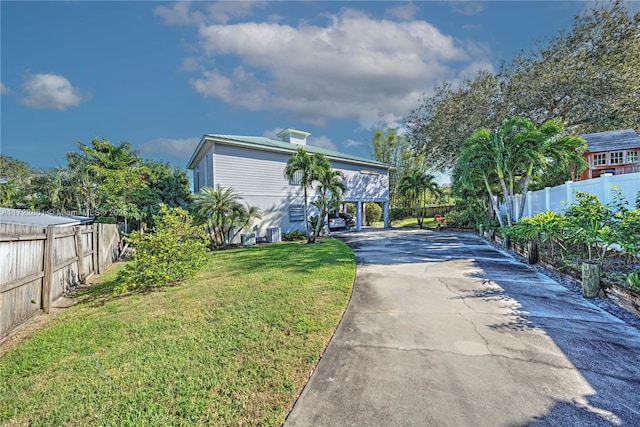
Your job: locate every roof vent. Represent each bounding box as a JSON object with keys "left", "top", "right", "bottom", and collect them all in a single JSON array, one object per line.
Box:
[{"left": 277, "top": 128, "right": 310, "bottom": 145}]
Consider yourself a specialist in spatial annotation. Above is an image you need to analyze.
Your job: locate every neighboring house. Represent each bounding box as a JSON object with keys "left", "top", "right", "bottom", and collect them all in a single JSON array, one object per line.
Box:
[
  {"left": 187, "top": 128, "right": 390, "bottom": 236},
  {"left": 579, "top": 129, "right": 640, "bottom": 180}
]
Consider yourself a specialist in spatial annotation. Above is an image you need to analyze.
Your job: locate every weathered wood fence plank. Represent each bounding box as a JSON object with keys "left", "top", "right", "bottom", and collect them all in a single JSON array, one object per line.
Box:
[{"left": 0, "top": 223, "right": 119, "bottom": 341}]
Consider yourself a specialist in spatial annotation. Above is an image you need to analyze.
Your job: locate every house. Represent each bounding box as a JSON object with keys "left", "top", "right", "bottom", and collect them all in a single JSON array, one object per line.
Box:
[
  {"left": 186, "top": 128, "right": 390, "bottom": 237},
  {"left": 579, "top": 129, "right": 640, "bottom": 180}
]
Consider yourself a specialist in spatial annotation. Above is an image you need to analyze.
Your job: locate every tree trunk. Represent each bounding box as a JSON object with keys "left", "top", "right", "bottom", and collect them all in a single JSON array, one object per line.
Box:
[{"left": 581, "top": 262, "right": 601, "bottom": 298}]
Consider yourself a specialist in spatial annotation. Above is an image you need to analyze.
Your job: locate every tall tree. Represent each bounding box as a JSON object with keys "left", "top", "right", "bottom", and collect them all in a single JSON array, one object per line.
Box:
[
  {"left": 0, "top": 155, "right": 35, "bottom": 208},
  {"left": 74, "top": 138, "right": 146, "bottom": 231},
  {"left": 311, "top": 168, "right": 346, "bottom": 242},
  {"left": 283, "top": 148, "right": 331, "bottom": 243},
  {"left": 407, "top": 71, "right": 504, "bottom": 171},
  {"left": 409, "top": 1, "right": 639, "bottom": 170},
  {"left": 397, "top": 170, "right": 440, "bottom": 229},
  {"left": 455, "top": 117, "right": 587, "bottom": 227},
  {"left": 503, "top": 1, "right": 640, "bottom": 133}
]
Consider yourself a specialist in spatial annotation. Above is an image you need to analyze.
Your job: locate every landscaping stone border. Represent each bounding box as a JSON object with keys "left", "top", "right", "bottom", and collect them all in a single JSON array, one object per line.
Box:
[{"left": 490, "top": 234, "right": 640, "bottom": 330}]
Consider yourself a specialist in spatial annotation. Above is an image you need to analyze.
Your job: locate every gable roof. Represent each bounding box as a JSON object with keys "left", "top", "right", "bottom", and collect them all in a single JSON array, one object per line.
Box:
[
  {"left": 187, "top": 134, "right": 389, "bottom": 170},
  {"left": 580, "top": 129, "right": 640, "bottom": 153}
]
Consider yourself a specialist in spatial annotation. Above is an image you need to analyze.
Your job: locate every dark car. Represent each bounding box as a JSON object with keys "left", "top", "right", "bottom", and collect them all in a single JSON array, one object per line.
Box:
[{"left": 339, "top": 212, "right": 356, "bottom": 228}]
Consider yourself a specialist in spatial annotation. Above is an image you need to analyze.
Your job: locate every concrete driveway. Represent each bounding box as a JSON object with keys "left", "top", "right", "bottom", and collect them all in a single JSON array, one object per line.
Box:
[{"left": 285, "top": 229, "right": 640, "bottom": 426}]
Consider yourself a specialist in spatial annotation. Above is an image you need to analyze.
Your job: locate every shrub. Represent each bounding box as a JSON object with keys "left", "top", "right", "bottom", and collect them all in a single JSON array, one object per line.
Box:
[
  {"left": 115, "top": 205, "right": 209, "bottom": 294},
  {"left": 565, "top": 191, "right": 612, "bottom": 262},
  {"left": 389, "top": 207, "right": 411, "bottom": 224},
  {"left": 445, "top": 199, "right": 487, "bottom": 229},
  {"left": 365, "top": 202, "right": 382, "bottom": 225},
  {"left": 283, "top": 230, "right": 305, "bottom": 241},
  {"left": 95, "top": 216, "right": 116, "bottom": 224}
]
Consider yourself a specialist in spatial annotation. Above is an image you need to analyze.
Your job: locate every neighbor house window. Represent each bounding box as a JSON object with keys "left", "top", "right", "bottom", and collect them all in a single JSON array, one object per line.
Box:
[
  {"left": 289, "top": 205, "right": 305, "bottom": 222},
  {"left": 593, "top": 153, "right": 606, "bottom": 166},
  {"left": 611, "top": 151, "right": 624, "bottom": 164},
  {"left": 627, "top": 150, "right": 638, "bottom": 164},
  {"left": 288, "top": 170, "right": 303, "bottom": 186}
]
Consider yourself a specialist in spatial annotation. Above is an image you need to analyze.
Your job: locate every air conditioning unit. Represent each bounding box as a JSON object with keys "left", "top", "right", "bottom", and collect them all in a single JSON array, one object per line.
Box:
[{"left": 241, "top": 233, "right": 256, "bottom": 246}]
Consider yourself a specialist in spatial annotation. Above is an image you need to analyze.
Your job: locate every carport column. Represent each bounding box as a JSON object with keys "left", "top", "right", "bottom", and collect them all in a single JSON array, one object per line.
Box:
[
  {"left": 383, "top": 201, "right": 389, "bottom": 228},
  {"left": 356, "top": 201, "right": 363, "bottom": 231}
]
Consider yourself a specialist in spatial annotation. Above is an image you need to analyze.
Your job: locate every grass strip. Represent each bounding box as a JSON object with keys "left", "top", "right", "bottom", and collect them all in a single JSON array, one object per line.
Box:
[{"left": 0, "top": 239, "right": 355, "bottom": 426}]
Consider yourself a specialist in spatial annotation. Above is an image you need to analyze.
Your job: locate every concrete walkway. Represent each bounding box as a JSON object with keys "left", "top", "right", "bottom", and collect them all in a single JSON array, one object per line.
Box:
[{"left": 286, "top": 229, "right": 640, "bottom": 426}]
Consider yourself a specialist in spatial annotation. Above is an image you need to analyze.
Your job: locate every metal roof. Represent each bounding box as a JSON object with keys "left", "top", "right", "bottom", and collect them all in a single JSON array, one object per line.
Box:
[
  {"left": 187, "top": 133, "right": 389, "bottom": 170},
  {"left": 0, "top": 208, "right": 88, "bottom": 228},
  {"left": 580, "top": 129, "right": 640, "bottom": 153}
]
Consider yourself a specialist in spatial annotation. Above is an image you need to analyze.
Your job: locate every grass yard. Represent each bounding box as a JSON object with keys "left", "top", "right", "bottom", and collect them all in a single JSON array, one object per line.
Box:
[
  {"left": 0, "top": 239, "right": 355, "bottom": 426},
  {"left": 388, "top": 217, "right": 438, "bottom": 229}
]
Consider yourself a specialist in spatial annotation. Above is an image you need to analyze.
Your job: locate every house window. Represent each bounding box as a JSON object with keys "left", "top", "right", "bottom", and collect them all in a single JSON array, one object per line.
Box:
[
  {"left": 593, "top": 153, "right": 606, "bottom": 166},
  {"left": 611, "top": 151, "right": 624, "bottom": 164},
  {"left": 289, "top": 205, "right": 305, "bottom": 222},
  {"left": 288, "top": 170, "right": 303, "bottom": 186},
  {"left": 627, "top": 150, "right": 638, "bottom": 164}
]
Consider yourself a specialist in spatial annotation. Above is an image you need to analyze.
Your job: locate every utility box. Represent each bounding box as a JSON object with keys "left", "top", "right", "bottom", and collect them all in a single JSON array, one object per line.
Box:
[
  {"left": 267, "top": 227, "right": 281, "bottom": 243},
  {"left": 241, "top": 233, "right": 256, "bottom": 246}
]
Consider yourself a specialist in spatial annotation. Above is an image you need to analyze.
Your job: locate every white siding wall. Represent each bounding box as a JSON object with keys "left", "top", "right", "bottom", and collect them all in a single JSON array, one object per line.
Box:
[
  {"left": 214, "top": 144, "right": 308, "bottom": 237},
  {"left": 193, "top": 149, "right": 214, "bottom": 193},
  {"left": 332, "top": 161, "right": 389, "bottom": 202},
  {"left": 212, "top": 143, "right": 389, "bottom": 238}
]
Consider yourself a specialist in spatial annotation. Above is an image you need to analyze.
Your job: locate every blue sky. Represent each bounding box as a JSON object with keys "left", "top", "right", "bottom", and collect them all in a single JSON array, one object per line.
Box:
[{"left": 1, "top": 1, "right": 594, "bottom": 172}]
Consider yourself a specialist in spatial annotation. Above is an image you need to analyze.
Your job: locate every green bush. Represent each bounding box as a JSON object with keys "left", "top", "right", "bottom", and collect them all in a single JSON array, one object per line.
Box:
[
  {"left": 389, "top": 207, "right": 411, "bottom": 224},
  {"left": 95, "top": 216, "right": 116, "bottom": 224},
  {"left": 283, "top": 230, "right": 305, "bottom": 241},
  {"left": 365, "top": 202, "right": 383, "bottom": 225},
  {"left": 445, "top": 199, "right": 488, "bottom": 229},
  {"left": 115, "top": 205, "right": 209, "bottom": 294}
]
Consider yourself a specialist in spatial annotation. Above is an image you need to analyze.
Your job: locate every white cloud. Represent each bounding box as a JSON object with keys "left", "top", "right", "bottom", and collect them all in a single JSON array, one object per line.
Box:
[
  {"left": 0, "top": 82, "right": 10, "bottom": 94},
  {"left": 450, "top": 1, "right": 485, "bottom": 16},
  {"left": 20, "top": 73, "right": 86, "bottom": 110},
  {"left": 386, "top": 2, "right": 420, "bottom": 21},
  {"left": 167, "top": 6, "right": 492, "bottom": 128},
  {"left": 154, "top": 2, "right": 194, "bottom": 25},
  {"left": 138, "top": 137, "right": 200, "bottom": 160},
  {"left": 345, "top": 138, "right": 364, "bottom": 148},
  {"left": 308, "top": 136, "right": 337, "bottom": 151},
  {"left": 154, "top": 1, "right": 266, "bottom": 25}
]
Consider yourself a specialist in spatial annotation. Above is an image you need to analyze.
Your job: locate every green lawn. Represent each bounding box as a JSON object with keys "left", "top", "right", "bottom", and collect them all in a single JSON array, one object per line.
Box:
[
  {"left": 386, "top": 217, "right": 438, "bottom": 229},
  {"left": 0, "top": 239, "right": 355, "bottom": 426}
]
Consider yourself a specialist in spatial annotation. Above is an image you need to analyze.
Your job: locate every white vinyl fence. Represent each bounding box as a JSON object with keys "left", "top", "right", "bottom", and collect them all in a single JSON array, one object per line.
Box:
[{"left": 503, "top": 172, "right": 640, "bottom": 221}]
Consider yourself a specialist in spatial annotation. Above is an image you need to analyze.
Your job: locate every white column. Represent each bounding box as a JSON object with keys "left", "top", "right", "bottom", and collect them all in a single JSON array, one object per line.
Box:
[
  {"left": 356, "top": 201, "right": 363, "bottom": 231},
  {"left": 383, "top": 201, "right": 389, "bottom": 228}
]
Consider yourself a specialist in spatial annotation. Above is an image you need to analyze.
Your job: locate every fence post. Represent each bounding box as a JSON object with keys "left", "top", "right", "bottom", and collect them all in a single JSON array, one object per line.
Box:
[
  {"left": 92, "top": 223, "right": 99, "bottom": 275},
  {"left": 527, "top": 191, "right": 533, "bottom": 218},
  {"left": 75, "top": 226, "right": 86, "bottom": 284},
  {"left": 565, "top": 180, "right": 574, "bottom": 208},
  {"left": 545, "top": 187, "right": 551, "bottom": 212},
  {"left": 42, "top": 226, "right": 55, "bottom": 313},
  {"left": 601, "top": 173, "right": 612, "bottom": 205}
]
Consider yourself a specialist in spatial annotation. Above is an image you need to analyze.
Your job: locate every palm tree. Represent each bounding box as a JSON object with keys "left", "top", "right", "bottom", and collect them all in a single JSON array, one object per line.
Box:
[
  {"left": 311, "top": 168, "right": 346, "bottom": 242},
  {"left": 457, "top": 117, "right": 587, "bottom": 226},
  {"left": 191, "top": 185, "right": 258, "bottom": 248},
  {"left": 283, "top": 148, "right": 331, "bottom": 242},
  {"left": 456, "top": 140, "right": 504, "bottom": 227},
  {"left": 397, "top": 170, "right": 440, "bottom": 229}
]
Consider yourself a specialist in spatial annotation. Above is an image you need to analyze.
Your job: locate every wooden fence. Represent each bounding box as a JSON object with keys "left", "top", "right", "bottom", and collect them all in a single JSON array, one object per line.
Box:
[{"left": 0, "top": 223, "right": 119, "bottom": 341}]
